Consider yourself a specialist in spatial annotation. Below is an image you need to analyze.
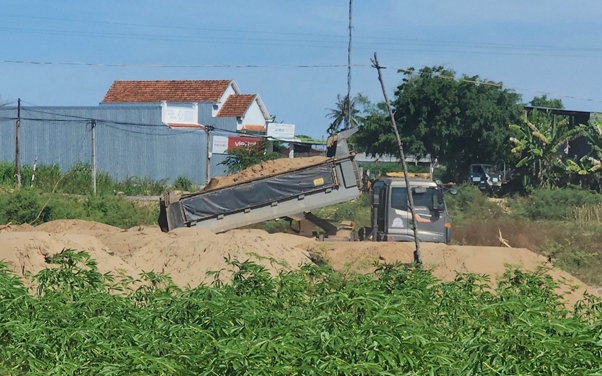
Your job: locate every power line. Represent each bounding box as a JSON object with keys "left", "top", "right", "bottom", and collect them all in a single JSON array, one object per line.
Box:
[
  {"left": 3, "top": 13, "right": 602, "bottom": 55},
  {"left": 1, "top": 60, "right": 352, "bottom": 68},
  {"left": 0, "top": 14, "right": 351, "bottom": 40},
  {"left": 388, "top": 65, "right": 602, "bottom": 105},
  {"left": 20, "top": 102, "right": 255, "bottom": 136},
  {"left": 100, "top": 122, "right": 198, "bottom": 137},
  {"left": 4, "top": 25, "right": 602, "bottom": 58}
]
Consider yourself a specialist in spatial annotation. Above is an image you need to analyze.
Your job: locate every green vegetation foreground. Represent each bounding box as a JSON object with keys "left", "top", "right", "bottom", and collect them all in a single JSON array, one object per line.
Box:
[{"left": 1, "top": 250, "right": 601, "bottom": 375}]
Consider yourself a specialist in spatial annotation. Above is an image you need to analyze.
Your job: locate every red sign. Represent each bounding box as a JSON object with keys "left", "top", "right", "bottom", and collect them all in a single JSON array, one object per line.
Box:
[{"left": 228, "top": 137, "right": 261, "bottom": 149}]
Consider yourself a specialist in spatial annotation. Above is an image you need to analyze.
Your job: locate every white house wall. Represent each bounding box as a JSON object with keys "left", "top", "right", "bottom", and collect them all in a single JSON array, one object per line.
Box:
[{"left": 239, "top": 100, "right": 267, "bottom": 131}]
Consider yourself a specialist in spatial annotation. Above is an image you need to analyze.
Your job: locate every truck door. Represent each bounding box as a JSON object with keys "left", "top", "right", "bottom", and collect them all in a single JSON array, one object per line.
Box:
[
  {"left": 410, "top": 186, "right": 448, "bottom": 243},
  {"left": 388, "top": 187, "right": 411, "bottom": 239}
]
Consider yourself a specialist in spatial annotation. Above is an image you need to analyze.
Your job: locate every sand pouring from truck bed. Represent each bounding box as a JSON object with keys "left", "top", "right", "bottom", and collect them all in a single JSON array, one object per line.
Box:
[{"left": 203, "top": 156, "right": 330, "bottom": 191}]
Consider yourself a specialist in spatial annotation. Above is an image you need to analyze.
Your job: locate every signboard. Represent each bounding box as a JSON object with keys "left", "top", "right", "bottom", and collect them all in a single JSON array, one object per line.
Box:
[
  {"left": 161, "top": 102, "right": 199, "bottom": 126},
  {"left": 212, "top": 136, "right": 229, "bottom": 154},
  {"left": 212, "top": 136, "right": 261, "bottom": 154},
  {"left": 267, "top": 123, "right": 295, "bottom": 140}
]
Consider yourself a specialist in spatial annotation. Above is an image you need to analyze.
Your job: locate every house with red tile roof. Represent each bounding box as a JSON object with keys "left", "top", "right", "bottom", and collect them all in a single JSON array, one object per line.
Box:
[
  {"left": 101, "top": 80, "right": 271, "bottom": 133},
  {"left": 216, "top": 94, "right": 270, "bottom": 134}
]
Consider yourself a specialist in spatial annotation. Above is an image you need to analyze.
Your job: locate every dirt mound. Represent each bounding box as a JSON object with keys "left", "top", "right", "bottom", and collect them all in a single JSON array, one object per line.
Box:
[
  {"left": 301, "top": 241, "right": 599, "bottom": 307},
  {"left": 0, "top": 232, "right": 139, "bottom": 282},
  {"left": 203, "top": 156, "right": 330, "bottom": 191},
  {"left": 1, "top": 218, "right": 599, "bottom": 308},
  {"left": 1, "top": 222, "right": 312, "bottom": 289},
  {"left": 112, "top": 228, "right": 311, "bottom": 287},
  {"left": 36, "top": 219, "right": 122, "bottom": 234}
]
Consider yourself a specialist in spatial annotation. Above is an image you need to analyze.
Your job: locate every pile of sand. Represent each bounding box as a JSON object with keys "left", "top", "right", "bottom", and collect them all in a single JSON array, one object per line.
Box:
[
  {"left": 0, "top": 218, "right": 599, "bottom": 307},
  {"left": 0, "top": 219, "right": 312, "bottom": 288},
  {"left": 300, "top": 241, "right": 599, "bottom": 307},
  {"left": 203, "top": 156, "right": 330, "bottom": 191},
  {"left": 0, "top": 230, "right": 139, "bottom": 282}
]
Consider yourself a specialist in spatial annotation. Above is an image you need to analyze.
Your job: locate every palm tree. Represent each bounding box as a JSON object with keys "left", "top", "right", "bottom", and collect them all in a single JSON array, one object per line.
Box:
[{"left": 325, "top": 94, "right": 364, "bottom": 134}]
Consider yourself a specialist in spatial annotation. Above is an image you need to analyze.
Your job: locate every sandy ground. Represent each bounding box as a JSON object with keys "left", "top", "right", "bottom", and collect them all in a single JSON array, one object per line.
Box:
[{"left": 0, "top": 219, "right": 599, "bottom": 307}]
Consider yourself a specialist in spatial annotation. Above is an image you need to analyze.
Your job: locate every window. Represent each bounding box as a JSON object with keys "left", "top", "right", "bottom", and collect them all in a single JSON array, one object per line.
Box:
[
  {"left": 391, "top": 187, "right": 408, "bottom": 211},
  {"left": 391, "top": 186, "right": 438, "bottom": 210},
  {"left": 412, "top": 187, "right": 436, "bottom": 209}
]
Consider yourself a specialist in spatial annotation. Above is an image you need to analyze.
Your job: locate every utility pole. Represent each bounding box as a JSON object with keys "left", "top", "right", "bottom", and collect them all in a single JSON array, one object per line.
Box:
[
  {"left": 345, "top": 0, "right": 353, "bottom": 129},
  {"left": 15, "top": 98, "right": 21, "bottom": 188},
  {"left": 205, "top": 125, "right": 214, "bottom": 186},
  {"left": 91, "top": 119, "right": 96, "bottom": 194},
  {"left": 371, "top": 53, "right": 423, "bottom": 268}
]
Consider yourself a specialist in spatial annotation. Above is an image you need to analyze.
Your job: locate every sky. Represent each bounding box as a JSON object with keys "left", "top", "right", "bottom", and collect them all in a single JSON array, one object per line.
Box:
[{"left": 2, "top": 0, "right": 602, "bottom": 139}]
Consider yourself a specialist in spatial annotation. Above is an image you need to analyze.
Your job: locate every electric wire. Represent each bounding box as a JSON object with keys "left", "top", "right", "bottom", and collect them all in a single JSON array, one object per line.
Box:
[
  {"left": 19, "top": 102, "right": 255, "bottom": 137},
  {"left": 2, "top": 15, "right": 602, "bottom": 56}
]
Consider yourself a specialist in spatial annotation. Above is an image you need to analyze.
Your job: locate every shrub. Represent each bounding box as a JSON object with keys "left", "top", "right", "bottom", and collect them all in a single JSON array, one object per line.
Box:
[
  {"left": 513, "top": 188, "right": 602, "bottom": 221},
  {"left": 445, "top": 184, "right": 504, "bottom": 225},
  {"left": 173, "top": 176, "right": 195, "bottom": 192},
  {"left": 0, "top": 188, "right": 50, "bottom": 224}
]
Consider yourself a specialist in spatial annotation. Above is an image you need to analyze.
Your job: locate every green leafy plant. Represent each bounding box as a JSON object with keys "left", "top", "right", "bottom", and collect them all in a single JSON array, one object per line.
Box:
[
  {"left": 2, "top": 251, "right": 601, "bottom": 374},
  {"left": 219, "top": 140, "right": 280, "bottom": 173},
  {"left": 173, "top": 175, "right": 195, "bottom": 191}
]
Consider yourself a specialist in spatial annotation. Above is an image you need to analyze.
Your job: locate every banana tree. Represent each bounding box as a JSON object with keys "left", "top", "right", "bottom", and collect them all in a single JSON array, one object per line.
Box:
[
  {"left": 510, "top": 109, "right": 586, "bottom": 188},
  {"left": 577, "top": 117, "right": 602, "bottom": 190}
]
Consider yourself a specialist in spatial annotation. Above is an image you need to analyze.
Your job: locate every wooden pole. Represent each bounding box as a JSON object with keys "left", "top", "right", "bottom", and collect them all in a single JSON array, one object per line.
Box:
[{"left": 371, "top": 53, "right": 423, "bottom": 268}]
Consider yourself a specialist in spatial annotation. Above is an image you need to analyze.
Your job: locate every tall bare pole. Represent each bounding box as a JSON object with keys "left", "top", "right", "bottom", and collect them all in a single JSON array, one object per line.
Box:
[
  {"left": 15, "top": 98, "right": 21, "bottom": 188},
  {"left": 345, "top": 0, "right": 353, "bottom": 129},
  {"left": 371, "top": 53, "right": 422, "bottom": 268},
  {"left": 205, "top": 126, "right": 211, "bottom": 186},
  {"left": 91, "top": 119, "right": 97, "bottom": 194}
]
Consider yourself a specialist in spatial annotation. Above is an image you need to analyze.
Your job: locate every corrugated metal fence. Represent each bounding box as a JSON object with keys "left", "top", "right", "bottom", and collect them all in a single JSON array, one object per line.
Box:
[{"left": 0, "top": 105, "right": 231, "bottom": 185}]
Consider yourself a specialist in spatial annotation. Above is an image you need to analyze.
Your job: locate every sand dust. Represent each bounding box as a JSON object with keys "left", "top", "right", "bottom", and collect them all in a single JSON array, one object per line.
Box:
[
  {"left": 0, "top": 218, "right": 599, "bottom": 307},
  {"left": 203, "top": 156, "right": 330, "bottom": 191}
]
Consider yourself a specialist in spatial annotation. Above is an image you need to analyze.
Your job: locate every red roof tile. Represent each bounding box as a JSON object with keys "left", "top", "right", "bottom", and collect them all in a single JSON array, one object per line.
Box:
[
  {"left": 216, "top": 94, "right": 256, "bottom": 117},
  {"left": 102, "top": 80, "right": 232, "bottom": 103},
  {"left": 241, "top": 124, "right": 266, "bottom": 132}
]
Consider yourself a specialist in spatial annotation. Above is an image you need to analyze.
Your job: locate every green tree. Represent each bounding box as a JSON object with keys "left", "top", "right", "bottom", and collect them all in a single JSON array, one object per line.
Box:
[
  {"left": 355, "top": 66, "right": 523, "bottom": 181},
  {"left": 564, "top": 116, "right": 602, "bottom": 189},
  {"left": 326, "top": 94, "right": 367, "bottom": 134},
  {"left": 219, "top": 140, "right": 279, "bottom": 173},
  {"left": 530, "top": 94, "right": 564, "bottom": 109}
]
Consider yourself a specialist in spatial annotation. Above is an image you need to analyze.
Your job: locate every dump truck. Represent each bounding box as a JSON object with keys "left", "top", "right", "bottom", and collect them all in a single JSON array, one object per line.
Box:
[
  {"left": 159, "top": 128, "right": 455, "bottom": 243},
  {"left": 363, "top": 173, "right": 454, "bottom": 243}
]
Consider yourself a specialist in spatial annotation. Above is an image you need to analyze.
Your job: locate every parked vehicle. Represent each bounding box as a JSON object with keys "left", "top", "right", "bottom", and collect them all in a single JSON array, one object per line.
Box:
[{"left": 469, "top": 163, "right": 504, "bottom": 191}]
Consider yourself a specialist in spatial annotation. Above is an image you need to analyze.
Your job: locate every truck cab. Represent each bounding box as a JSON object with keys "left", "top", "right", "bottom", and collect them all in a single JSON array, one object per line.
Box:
[{"left": 369, "top": 175, "right": 453, "bottom": 243}]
